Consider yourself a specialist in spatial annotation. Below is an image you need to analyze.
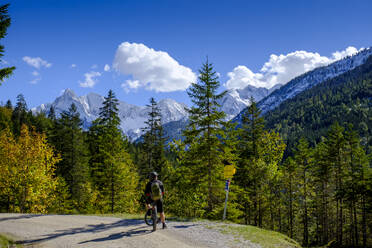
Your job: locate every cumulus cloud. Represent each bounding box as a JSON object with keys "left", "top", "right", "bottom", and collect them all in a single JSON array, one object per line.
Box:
[
  {"left": 71, "top": 64, "right": 77, "bottom": 68},
  {"left": 91, "top": 64, "right": 98, "bottom": 69},
  {"left": 79, "top": 71, "right": 101, "bottom": 88},
  {"left": 226, "top": 46, "right": 363, "bottom": 89},
  {"left": 32, "top": 71, "right": 39, "bottom": 76},
  {"left": 104, "top": 64, "right": 110, "bottom": 71},
  {"left": 23, "top": 56, "right": 52, "bottom": 69},
  {"left": 113, "top": 42, "right": 196, "bottom": 92}
]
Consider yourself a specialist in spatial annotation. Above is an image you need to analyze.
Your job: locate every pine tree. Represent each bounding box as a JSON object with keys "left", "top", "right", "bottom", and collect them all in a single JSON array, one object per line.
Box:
[
  {"left": 140, "top": 97, "right": 166, "bottom": 178},
  {"left": 293, "top": 138, "right": 313, "bottom": 247},
  {"left": 11, "top": 94, "right": 29, "bottom": 136},
  {"left": 325, "top": 123, "right": 347, "bottom": 246},
  {"left": 52, "top": 103, "right": 92, "bottom": 212},
  {"left": 48, "top": 106, "right": 56, "bottom": 121},
  {"left": 282, "top": 157, "right": 298, "bottom": 239},
  {"left": 235, "top": 97, "right": 265, "bottom": 226},
  {"left": 312, "top": 139, "right": 332, "bottom": 245},
  {"left": 88, "top": 90, "right": 138, "bottom": 213},
  {"left": 180, "top": 59, "right": 229, "bottom": 217},
  {"left": 5, "top": 99, "right": 11, "bottom": 109},
  {"left": 0, "top": 4, "right": 15, "bottom": 84}
]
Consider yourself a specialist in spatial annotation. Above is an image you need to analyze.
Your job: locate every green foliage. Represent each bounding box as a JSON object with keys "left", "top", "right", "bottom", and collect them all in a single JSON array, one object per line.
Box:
[
  {"left": 265, "top": 55, "right": 372, "bottom": 156},
  {"left": 88, "top": 90, "right": 139, "bottom": 213},
  {"left": 175, "top": 60, "right": 234, "bottom": 218},
  {"left": 50, "top": 104, "right": 93, "bottom": 212},
  {"left": 234, "top": 98, "right": 286, "bottom": 227},
  {"left": 0, "top": 4, "right": 15, "bottom": 84},
  {"left": 139, "top": 97, "right": 167, "bottom": 178}
]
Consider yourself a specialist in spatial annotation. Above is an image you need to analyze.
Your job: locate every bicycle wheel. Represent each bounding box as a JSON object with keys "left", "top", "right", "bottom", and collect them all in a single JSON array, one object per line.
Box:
[
  {"left": 152, "top": 206, "right": 157, "bottom": 231},
  {"left": 144, "top": 209, "right": 153, "bottom": 226}
]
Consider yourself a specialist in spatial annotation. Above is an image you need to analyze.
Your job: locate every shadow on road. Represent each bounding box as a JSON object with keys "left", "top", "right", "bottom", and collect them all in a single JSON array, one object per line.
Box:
[
  {"left": 172, "top": 224, "right": 197, "bottom": 229},
  {"left": 78, "top": 226, "right": 151, "bottom": 244},
  {"left": 17, "top": 218, "right": 145, "bottom": 246},
  {"left": 0, "top": 214, "right": 43, "bottom": 222}
]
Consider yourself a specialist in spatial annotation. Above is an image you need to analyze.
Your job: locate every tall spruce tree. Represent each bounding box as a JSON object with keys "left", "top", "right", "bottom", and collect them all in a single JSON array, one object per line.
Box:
[
  {"left": 11, "top": 94, "right": 29, "bottom": 136},
  {"left": 325, "top": 123, "right": 347, "bottom": 246},
  {"left": 181, "top": 59, "right": 229, "bottom": 216},
  {"left": 235, "top": 97, "right": 265, "bottom": 226},
  {"left": 0, "top": 4, "right": 15, "bottom": 84},
  {"left": 140, "top": 97, "right": 166, "bottom": 178},
  {"left": 52, "top": 104, "right": 92, "bottom": 212},
  {"left": 88, "top": 90, "right": 138, "bottom": 213},
  {"left": 293, "top": 138, "right": 313, "bottom": 247}
]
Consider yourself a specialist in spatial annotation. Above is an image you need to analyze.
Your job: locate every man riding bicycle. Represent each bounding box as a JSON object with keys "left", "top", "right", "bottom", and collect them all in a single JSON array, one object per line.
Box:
[{"left": 144, "top": 171, "right": 167, "bottom": 229}]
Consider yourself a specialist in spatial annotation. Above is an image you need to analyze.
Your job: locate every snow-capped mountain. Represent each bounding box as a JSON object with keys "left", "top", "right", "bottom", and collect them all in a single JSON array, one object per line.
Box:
[
  {"left": 218, "top": 84, "right": 282, "bottom": 120},
  {"left": 233, "top": 47, "right": 372, "bottom": 122},
  {"left": 33, "top": 89, "right": 188, "bottom": 140},
  {"left": 258, "top": 48, "right": 372, "bottom": 114}
]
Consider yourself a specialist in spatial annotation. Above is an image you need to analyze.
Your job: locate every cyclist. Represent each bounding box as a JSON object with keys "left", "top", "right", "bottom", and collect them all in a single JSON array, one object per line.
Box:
[{"left": 144, "top": 171, "right": 167, "bottom": 229}]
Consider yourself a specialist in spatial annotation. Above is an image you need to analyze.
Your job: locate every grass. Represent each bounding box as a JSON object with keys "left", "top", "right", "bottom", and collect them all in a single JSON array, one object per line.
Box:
[
  {"left": 213, "top": 223, "right": 301, "bottom": 248},
  {"left": 0, "top": 234, "right": 21, "bottom": 248}
]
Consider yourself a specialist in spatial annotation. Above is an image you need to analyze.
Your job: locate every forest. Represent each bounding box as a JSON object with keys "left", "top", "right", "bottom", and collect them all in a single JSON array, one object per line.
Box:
[{"left": 0, "top": 60, "right": 371, "bottom": 248}]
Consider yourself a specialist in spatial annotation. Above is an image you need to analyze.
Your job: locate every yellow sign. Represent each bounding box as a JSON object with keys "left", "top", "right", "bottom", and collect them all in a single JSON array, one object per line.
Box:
[{"left": 224, "top": 165, "right": 236, "bottom": 179}]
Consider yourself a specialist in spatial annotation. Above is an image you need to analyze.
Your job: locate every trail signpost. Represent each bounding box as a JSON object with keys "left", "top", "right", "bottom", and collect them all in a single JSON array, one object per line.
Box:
[{"left": 223, "top": 164, "right": 236, "bottom": 220}]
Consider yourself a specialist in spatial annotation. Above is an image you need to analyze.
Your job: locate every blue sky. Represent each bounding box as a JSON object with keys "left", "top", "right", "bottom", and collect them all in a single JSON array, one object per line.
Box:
[{"left": 1, "top": 0, "right": 372, "bottom": 108}]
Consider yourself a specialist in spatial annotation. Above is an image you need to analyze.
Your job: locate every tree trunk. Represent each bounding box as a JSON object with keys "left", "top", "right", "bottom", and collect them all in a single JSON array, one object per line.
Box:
[
  {"left": 353, "top": 200, "right": 358, "bottom": 247},
  {"left": 111, "top": 163, "right": 114, "bottom": 213},
  {"left": 303, "top": 170, "right": 309, "bottom": 247},
  {"left": 362, "top": 195, "right": 366, "bottom": 248},
  {"left": 289, "top": 178, "right": 293, "bottom": 239}
]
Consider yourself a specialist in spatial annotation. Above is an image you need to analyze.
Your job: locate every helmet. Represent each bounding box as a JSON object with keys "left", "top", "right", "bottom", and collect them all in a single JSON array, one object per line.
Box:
[{"left": 149, "top": 171, "right": 158, "bottom": 180}]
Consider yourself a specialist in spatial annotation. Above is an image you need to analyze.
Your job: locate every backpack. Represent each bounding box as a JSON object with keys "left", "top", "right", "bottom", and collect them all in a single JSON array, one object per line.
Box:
[{"left": 151, "top": 181, "right": 162, "bottom": 201}]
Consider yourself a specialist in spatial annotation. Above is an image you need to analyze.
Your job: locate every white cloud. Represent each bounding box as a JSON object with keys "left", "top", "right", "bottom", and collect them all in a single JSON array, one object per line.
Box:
[
  {"left": 104, "top": 64, "right": 110, "bottom": 72},
  {"left": 32, "top": 71, "right": 39, "bottom": 76},
  {"left": 71, "top": 64, "right": 77, "bottom": 68},
  {"left": 79, "top": 71, "right": 102, "bottom": 88},
  {"left": 113, "top": 42, "right": 196, "bottom": 92},
  {"left": 30, "top": 78, "right": 41, "bottom": 84},
  {"left": 91, "top": 64, "right": 98, "bottom": 69},
  {"left": 22, "top": 56, "right": 52, "bottom": 69},
  {"left": 226, "top": 46, "right": 362, "bottom": 89}
]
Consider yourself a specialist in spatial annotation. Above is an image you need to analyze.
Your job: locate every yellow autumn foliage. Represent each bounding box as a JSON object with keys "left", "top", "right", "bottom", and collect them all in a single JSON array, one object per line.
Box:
[{"left": 0, "top": 125, "right": 60, "bottom": 213}]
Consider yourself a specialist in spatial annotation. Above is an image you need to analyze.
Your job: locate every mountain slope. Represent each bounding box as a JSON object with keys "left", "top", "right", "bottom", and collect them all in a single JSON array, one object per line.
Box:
[
  {"left": 264, "top": 54, "right": 372, "bottom": 153},
  {"left": 218, "top": 84, "right": 281, "bottom": 120},
  {"left": 233, "top": 47, "right": 372, "bottom": 123},
  {"left": 33, "top": 90, "right": 188, "bottom": 140}
]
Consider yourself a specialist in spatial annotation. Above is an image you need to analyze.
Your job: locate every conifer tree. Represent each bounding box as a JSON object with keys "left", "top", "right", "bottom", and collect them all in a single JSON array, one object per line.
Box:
[
  {"left": 235, "top": 97, "right": 265, "bottom": 226},
  {"left": 88, "top": 90, "right": 138, "bottom": 213},
  {"left": 140, "top": 97, "right": 166, "bottom": 178},
  {"left": 312, "top": 140, "right": 332, "bottom": 245},
  {"left": 11, "top": 94, "right": 28, "bottom": 136},
  {"left": 5, "top": 99, "right": 11, "bottom": 109},
  {"left": 0, "top": 4, "right": 15, "bottom": 84},
  {"left": 181, "top": 59, "right": 229, "bottom": 216},
  {"left": 325, "top": 123, "right": 347, "bottom": 246},
  {"left": 293, "top": 138, "right": 313, "bottom": 247},
  {"left": 52, "top": 103, "right": 92, "bottom": 212}
]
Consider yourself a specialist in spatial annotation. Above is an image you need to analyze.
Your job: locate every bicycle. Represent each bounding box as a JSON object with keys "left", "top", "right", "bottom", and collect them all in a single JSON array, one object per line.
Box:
[{"left": 144, "top": 202, "right": 161, "bottom": 231}]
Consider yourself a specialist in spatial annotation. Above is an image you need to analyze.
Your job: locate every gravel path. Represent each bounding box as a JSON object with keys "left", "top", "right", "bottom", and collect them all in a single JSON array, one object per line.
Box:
[{"left": 0, "top": 214, "right": 260, "bottom": 248}]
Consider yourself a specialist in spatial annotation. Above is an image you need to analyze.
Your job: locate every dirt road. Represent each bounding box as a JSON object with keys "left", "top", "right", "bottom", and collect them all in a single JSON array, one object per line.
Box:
[{"left": 0, "top": 214, "right": 257, "bottom": 248}]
